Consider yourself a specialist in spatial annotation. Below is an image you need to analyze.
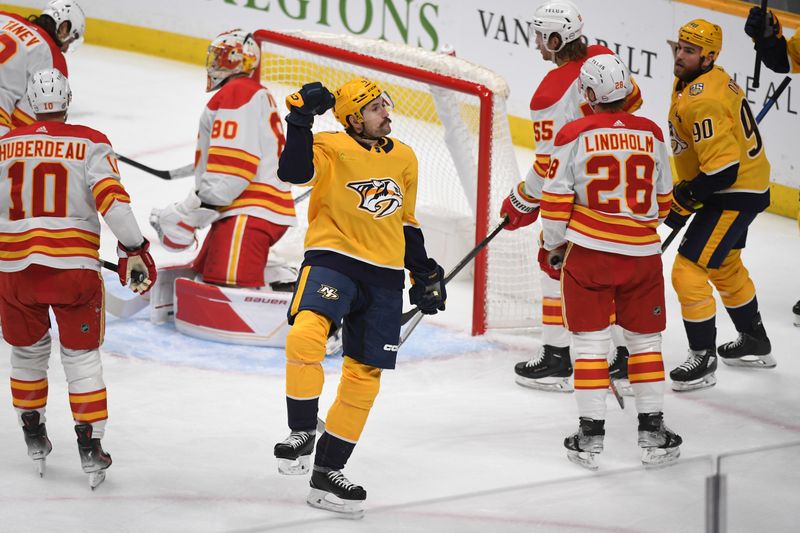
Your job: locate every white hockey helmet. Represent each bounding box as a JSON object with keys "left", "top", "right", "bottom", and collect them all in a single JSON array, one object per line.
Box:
[
  {"left": 206, "top": 29, "right": 259, "bottom": 92},
  {"left": 533, "top": 1, "right": 584, "bottom": 53},
  {"left": 27, "top": 68, "right": 72, "bottom": 114},
  {"left": 579, "top": 54, "right": 632, "bottom": 108},
  {"left": 42, "top": 0, "right": 86, "bottom": 52}
]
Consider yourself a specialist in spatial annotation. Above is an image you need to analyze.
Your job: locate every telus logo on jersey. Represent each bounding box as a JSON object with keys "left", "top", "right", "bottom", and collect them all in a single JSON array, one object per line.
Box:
[{"left": 347, "top": 178, "right": 403, "bottom": 219}]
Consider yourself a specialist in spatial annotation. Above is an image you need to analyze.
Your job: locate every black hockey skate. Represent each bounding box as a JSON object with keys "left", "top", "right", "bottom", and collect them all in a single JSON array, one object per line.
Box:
[
  {"left": 514, "top": 345, "right": 573, "bottom": 392},
  {"left": 638, "top": 412, "right": 682, "bottom": 467},
  {"left": 274, "top": 431, "right": 315, "bottom": 475},
  {"left": 564, "top": 417, "right": 605, "bottom": 470},
  {"left": 307, "top": 467, "right": 366, "bottom": 519},
  {"left": 21, "top": 411, "right": 52, "bottom": 477},
  {"left": 75, "top": 424, "right": 112, "bottom": 489},
  {"left": 794, "top": 300, "right": 800, "bottom": 327},
  {"left": 717, "top": 314, "right": 775, "bottom": 368},
  {"left": 670, "top": 349, "right": 717, "bottom": 392}
]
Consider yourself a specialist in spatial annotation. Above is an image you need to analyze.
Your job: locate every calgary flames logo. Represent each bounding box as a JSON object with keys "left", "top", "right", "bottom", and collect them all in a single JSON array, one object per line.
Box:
[
  {"left": 347, "top": 178, "right": 403, "bottom": 219},
  {"left": 668, "top": 120, "right": 688, "bottom": 155}
]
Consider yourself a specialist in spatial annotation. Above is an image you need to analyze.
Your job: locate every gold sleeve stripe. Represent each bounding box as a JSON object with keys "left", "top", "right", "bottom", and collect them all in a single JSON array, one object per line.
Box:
[
  {"left": 206, "top": 163, "right": 256, "bottom": 181},
  {"left": 208, "top": 146, "right": 260, "bottom": 165}
]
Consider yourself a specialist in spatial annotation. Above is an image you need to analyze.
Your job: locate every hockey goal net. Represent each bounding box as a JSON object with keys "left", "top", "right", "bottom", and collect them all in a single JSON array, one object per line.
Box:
[{"left": 253, "top": 29, "right": 540, "bottom": 334}]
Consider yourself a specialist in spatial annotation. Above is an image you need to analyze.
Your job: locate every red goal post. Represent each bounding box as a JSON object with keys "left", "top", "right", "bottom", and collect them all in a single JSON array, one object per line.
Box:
[{"left": 253, "top": 29, "right": 540, "bottom": 335}]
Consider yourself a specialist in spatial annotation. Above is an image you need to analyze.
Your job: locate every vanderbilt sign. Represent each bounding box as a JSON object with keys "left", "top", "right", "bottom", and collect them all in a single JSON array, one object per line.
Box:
[{"left": 221, "top": 0, "right": 441, "bottom": 49}]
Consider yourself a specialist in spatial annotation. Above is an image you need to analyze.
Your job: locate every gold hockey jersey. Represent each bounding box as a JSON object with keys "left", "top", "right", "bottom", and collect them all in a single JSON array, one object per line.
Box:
[
  {"left": 301, "top": 132, "right": 420, "bottom": 271},
  {"left": 668, "top": 66, "right": 770, "bottom": 211}
]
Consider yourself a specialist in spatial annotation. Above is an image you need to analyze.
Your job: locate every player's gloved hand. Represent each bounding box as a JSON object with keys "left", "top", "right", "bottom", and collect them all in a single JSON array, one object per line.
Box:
[
  {"left": 285, "top": 82, "right": 335, "bottom": 128},
  {"left": 745, "top": 7, "right": 781, "bottom": 41},
  {"left": 409, "top": 260, "right": 447, "bottom": 315},
  {"left": 149, "top": 191, "right": 219, "bottom": 252},
  {"left": 500, "top": 182, "right": 540, "bottom": 231},
  {"left": 537, "top": 245, "right": 566, "bottom": 281},
  {"left": 117, "top": 239, "right": 157, "bottom": 295},
  {"left": 664, "top": 181, "right": 702, "bottom": 230}
]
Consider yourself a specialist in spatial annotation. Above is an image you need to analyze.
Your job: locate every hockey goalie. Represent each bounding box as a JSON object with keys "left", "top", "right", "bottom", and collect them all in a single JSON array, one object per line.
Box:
[{"left": 145, "top": 29, "right": 302, "bottom": 348}]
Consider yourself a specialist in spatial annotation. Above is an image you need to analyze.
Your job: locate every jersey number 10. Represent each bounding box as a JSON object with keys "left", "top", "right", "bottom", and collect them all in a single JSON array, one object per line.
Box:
[{"left": 7, "top": 161, "right": 68, "bottom": 220}]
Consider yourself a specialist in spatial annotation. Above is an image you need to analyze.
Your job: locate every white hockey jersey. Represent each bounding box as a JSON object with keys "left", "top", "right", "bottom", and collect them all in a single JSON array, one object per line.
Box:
[
  {"left": 541, "top": 112, "right": 673, "bottom": 257},
  {"left": 522, "top": 45, "right": 643, "bottom": 202},
  {"left": 0, "top": 12, "right": 67, "bottom": 135},
  {"left": 0, "top": 121, "right": 142, "bottom": 271},
  {"left": 194, "top": 76, "right": 296, "bottom": 227}
]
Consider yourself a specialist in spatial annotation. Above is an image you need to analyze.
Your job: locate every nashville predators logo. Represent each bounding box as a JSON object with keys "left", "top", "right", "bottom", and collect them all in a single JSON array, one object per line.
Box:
[
  {"left": 347, "top": 178, "right": 403, "bottom": 219},
  {"left": 668, "top": 120, "right": 688, "bottom": 155},
  {"left": 317, "top": 284, "right": 339, "bottom": 300}
]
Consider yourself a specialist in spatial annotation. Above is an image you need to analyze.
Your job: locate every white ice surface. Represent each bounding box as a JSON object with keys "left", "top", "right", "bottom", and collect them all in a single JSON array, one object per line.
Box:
[{"left": 1, "top": 45, "right": 799, "bottom": 532}]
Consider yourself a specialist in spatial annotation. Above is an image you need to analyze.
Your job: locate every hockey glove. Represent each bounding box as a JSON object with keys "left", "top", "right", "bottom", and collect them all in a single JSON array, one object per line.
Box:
[
  {"left": 500, "top": 182, "right": 540, "bottom": 231},
  {"left": 149, "top": 191, "right": 219, "bottom": 252},
  {"left": 664, "top": 181, "right": 702, "bottom": 230},
  {"left": 745, "top": 7, "right": 781, "bottom": 41},
  {"left": 117, "top": 239, "right": 157, "bottom": 295},
  {"left": 409, "top": 260, "right": 447, "bottom": 315},
  {"left": 285, "top": 82, "right": 335, "bottom": 128},
  {"left": 537, "top": 245, "right": 566, "bottom": 281}
]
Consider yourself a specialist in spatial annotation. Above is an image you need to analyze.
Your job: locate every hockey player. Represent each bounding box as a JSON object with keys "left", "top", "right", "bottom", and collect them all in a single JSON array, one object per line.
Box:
[
  {"left": 0, "top": 69, "right": 156, "bottom": 487},
  {"left": 0, "top": 0, "right": 85, "bottom": 136},
  {"left": 150, "top": 29, "right": 296, "bottom": 290},
  {"left": 743, "top": 7, "right": 800, "bottom": 326},
  {"left": 500, "top": 0, "right": 642, "bottom": 394},
  {"left": 273, "top": 78, "right": 446, "bottom": 518},
  {"left": 666, "top": 19, "right": 775, "bottom": 392},
  {"left": 540, "top": 53, "right": 681, "bottom": 470}
]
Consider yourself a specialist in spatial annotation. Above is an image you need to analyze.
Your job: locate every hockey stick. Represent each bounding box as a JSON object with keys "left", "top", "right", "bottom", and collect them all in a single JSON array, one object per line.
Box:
[
  {"left": 753, "top": 0, "right": 769, "bottom": 89},
  {"left": 661, "top": 78, "right": 791, "bottom": 252},
  {"left": 398, "top": 217, "right": 510, "bottom": 346},
  {"left": 116, "top": 154, "right": 194, "bottom": 180}
]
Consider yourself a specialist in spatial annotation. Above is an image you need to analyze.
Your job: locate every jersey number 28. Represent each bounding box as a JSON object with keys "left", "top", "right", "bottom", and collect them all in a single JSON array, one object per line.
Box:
[{"left": 585, "top": 154, "right": 655, "bottom": 214}]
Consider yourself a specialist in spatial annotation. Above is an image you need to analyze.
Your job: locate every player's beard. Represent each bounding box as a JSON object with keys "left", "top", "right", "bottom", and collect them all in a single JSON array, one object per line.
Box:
[
  {"left": 674, "top": 58, "right": 707, "bottom": 83},
  {"left": 362, "top": 118, "right": 392, "bottom": 140}
]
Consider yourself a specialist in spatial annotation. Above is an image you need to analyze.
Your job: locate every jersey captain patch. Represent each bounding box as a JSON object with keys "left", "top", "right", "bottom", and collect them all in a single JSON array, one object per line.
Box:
[{"left": 347, "top": 178, "right": 404, "bottom": 219}]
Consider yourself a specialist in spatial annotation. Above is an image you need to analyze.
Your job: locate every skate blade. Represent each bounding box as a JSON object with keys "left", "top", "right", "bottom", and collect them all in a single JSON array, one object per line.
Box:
[
  {"left": 609, "top": 380, "right": 625, "bottom": 409},
  {"left": 671, "top": 373, "right": 716, "bottom": 392},
  {"left": 35, "top": 458, "right": 46, "bottom": 478},
  {"left": 641, "top": 446, "right": 680, "bottom": 467},
  {"left": 566, "top": 450, "right": 599, "bottom": 471},
  {"left": 612, "top": 378, "right": 634, "bottom": 397},
  {"left": 89, "top": 470, "right": 106, "bottom": 490},
  {"left": 794, "top": 315, "right": 800, "bottom": 327},
  {"left": 720, "top": 353, "right": 776, "bottom": 369},
  {"left": 307, "top": 488, "right": 365, "bottom": 519},
  {"left": 515, "top": 375, "right": 573, "bottom": 393},
  {"left": 277, "top": 456, "right": 310, "bottom": 476}
]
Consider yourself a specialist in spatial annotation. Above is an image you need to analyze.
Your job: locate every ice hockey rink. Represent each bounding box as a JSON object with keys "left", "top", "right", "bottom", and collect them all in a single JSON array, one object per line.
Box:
[{"left": 1, "top": 44, "right": 799, "bottom": 533}]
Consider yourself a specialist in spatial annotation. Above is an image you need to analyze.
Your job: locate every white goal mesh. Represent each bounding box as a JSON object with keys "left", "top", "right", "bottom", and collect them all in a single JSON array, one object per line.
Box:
[{"left": 255, "top": 30, "right": 540, "bottom": 333}]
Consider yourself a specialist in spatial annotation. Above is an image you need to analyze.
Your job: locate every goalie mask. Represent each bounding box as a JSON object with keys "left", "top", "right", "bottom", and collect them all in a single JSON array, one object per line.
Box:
[
  {"left": 27, "top": 68, "right": 72, "bottom": 114},
  {"left": 579, "top": 54, "right": 632, "bottom": 108},
  {"left": 533, "top": 0, "right": 583, "bottom": 53},
  {"left": 206, "top": 29, "right": 259, "bottom": 92},
  {"left": 333, "top": 78, "right": 394, "bottom": 129},
  {"left": 42, "top": 0, "right": 86, "bottom": 52}
]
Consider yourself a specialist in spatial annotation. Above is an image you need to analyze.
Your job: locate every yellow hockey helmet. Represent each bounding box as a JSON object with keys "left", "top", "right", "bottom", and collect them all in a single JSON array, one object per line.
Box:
[
  {"left": 678, "top": 19, "right": 723, "bottom": 58},
  {"left": 333, "top": 78, "right": 386, "bottom": 128}
]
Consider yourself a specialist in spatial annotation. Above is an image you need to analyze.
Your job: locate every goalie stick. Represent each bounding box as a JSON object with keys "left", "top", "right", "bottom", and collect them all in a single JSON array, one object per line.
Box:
[
  {"left": 661, "top": 76, "right": 792, "bottom": 253},
  {"left": 399, "top": 217, "right": 509, "bottom": 346},
  {"left": 116, "top": 154, "right": 194, "bottom": 180}
]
